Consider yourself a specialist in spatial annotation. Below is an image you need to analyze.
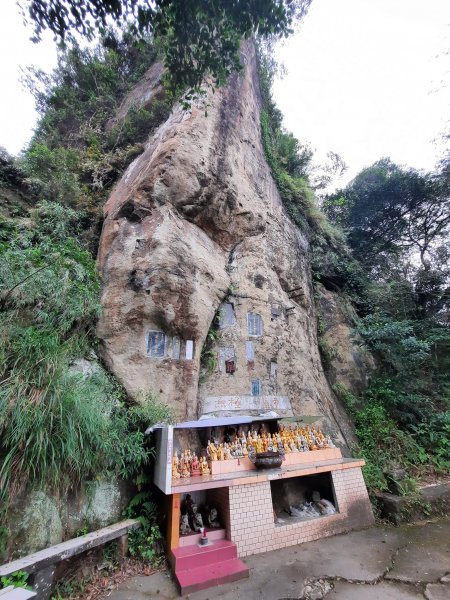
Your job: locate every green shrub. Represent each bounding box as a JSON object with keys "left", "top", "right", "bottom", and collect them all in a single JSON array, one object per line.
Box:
[
  {"left": 0, "top": 201, "right": 172, "bottom": 510},
  {"left": 0, "top": 571, "right": 31, "bottom": 591}
]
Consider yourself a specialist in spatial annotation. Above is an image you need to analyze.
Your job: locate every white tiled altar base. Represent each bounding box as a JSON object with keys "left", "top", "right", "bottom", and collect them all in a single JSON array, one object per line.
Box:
[{"left": 215, "top": 467, "right": 374, "bottom": 557}]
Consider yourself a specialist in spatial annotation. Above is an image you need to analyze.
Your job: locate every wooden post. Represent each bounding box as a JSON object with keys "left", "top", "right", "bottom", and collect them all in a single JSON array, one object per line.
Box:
[
  {"left": 167, "top": 493, "right": 181, "bottom": 556},
  {"left": 116, "top": 533, "right": 128, "bottom": 560}
]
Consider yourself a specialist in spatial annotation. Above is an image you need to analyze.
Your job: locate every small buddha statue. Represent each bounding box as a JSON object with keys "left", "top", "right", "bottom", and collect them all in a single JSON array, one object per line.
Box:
[
  {"left": 200, "top": 456, "right": 210, "bottom": 475},
  {"left": 242, "top": 443, "right": 248, "bottom": 457},
  {"left": 290, "top": 440, "right": 299, "bottom": 452},
  {"left": 190, "top": 452, "right": 201, "bottom": 476}
]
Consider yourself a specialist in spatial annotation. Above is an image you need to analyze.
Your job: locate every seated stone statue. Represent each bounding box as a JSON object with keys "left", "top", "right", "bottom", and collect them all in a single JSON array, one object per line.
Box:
[
  {"left": 180, "top": 513, "right": 192, "bottom": 536},
  {"left": 191, "top": 505, "right": 204, "bottom": 532},
  {"left": 207, "top": 507, "right": 221, "bottom": 528}
]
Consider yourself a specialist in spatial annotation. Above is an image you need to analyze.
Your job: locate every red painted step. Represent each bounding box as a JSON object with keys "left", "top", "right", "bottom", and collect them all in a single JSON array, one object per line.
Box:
[
  {"left": 176, "top": 557, "right": 249, "bottom": 595},
  {"left": 172, "top": 539, "right": 237, "bottom": 571}
]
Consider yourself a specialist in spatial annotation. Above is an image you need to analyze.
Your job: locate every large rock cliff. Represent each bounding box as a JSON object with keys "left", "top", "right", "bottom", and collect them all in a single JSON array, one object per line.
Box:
[{"left": 97, "top": 44, "right": 355, "bottom": 447}]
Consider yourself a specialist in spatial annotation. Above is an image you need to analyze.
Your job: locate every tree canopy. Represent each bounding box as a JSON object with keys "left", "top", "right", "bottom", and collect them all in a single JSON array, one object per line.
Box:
[
  {"left": 323, "top": 158, "right": 450, "bottom": 274},
  {"left": 22, "top": 0, "right": 312, "bottom": 95}
]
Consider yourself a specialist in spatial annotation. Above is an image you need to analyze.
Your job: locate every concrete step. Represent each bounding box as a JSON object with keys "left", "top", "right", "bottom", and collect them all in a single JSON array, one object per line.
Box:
[
  {"left": 172, "top": 539, "right": 237, "bottom": 571},
  {"left": 179, "top": 528, "right": 226, "bottom": 547},
  {"left": 176, "top": 557, "right": 249, "bottom": 595}
]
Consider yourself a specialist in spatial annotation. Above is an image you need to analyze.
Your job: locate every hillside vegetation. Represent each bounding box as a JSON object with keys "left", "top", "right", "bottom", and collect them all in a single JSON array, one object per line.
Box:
[{"left": 0, "top": 29, "right": 173, "bottom": 556}]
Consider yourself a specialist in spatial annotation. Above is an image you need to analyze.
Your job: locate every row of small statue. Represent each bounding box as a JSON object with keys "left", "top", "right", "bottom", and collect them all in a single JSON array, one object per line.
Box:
[
  {"left": 207, "top": 424, "right": 335, "bottom": 460},
  {"left": 180, "top": 494, "right": 221, "bottom": 536},
  {"left": 171, "top": 424, "right": 336, "bottom": 479},
  {"left": 172, "top": 449, "right": 210, "bottom": 479}
]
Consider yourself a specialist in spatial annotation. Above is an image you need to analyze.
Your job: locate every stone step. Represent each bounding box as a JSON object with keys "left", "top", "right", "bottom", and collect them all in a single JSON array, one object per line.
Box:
[
  {"left": 179, "top": 528, "right": 226, "bottom": 547},
  {"left": 176, "top": 557, "right": 249, "bottom": 595},
  {"left": 172, "top": 539, "right": 237, "bottom": 571}
]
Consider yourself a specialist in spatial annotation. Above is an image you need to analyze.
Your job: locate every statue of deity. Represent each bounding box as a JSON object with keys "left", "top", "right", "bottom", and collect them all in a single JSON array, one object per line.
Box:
[
  {"left": 208, "top": 441, "right": 218, "bottom": 461},
  {"left": 190, "top": 452, "right": 201, "bottom": 476},
  {"left": 191, "top": 505, "right": 204, "bottom": 532},
  {"left": 256, "top": 435, "right": 264, "bottom": 453},
  {"left": 218, "top": 443, "right": 225, "bottom": 461},
  {"left": 200, "top": 456, "right": 210, "bottom": 475},
  {"left": 180, "top": 513, "right": 192, "bottom": 536},
  {"left": 224, "top": 443, "right": 232, "bottom": 460},
  {"left": 172, "top": 451, "right": 181, "bottom": 479},
  {"left": 180, "top": 450, "right": 191, "bottom": 478}
]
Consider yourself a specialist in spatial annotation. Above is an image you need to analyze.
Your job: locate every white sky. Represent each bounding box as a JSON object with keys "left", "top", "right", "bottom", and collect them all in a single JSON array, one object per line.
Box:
[
  {"left": 0, "top": 1, "right": 57, "bottom": 156},
  {"left": 274, "top": 0, "right": 450, "bottom": 187},
  {"left": 0, "top": 0, "right": 449, "bottom": 190}
]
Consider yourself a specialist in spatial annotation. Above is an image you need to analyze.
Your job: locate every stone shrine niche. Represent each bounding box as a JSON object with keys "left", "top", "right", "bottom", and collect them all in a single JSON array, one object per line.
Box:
[
  {"left": 247, "top": 312, "right": 263, "bottom": 336},
  {"left": 251, "top": 379, "right": 261, "bottom": 396},
  {"left": 146, "top": 332, "right": 193, "bottom": 360},
  {"left": 219, "top": 347, "right": 235, "bottom": 372},
  {"left": 225, "top": 359, "right": 236, "bottom": 374},
  {"left": 271, "top": 305, "right": 282, "bottom": 320},
  {"left": 172, "top": 336, "right": 181, "bottom": 359},
  {"left": 146, "top": 331, "right": 165, "bottom": 357},
  {"left": 218, "top": 302, "right": 236, "bottom": 329}
]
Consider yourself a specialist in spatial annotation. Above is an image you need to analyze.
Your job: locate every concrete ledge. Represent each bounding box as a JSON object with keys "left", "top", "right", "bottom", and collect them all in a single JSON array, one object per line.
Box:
[
  {"left": 172, "top": 458, "right": 365, "bottom": 493},
  {"left": 375, "top": 483, "right": 450, "bottom": 525}
]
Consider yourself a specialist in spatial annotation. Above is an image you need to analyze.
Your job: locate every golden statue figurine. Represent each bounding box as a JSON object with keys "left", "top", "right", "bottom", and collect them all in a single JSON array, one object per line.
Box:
[
  {"left": 190, "top": 452, "right": 201, "bottom": 476},
  {"left": 224, "top": 443, "right": 232, "bottom": 460},
  {"left": 208, "top": 441, "right": 218, "bottom": 461},
  {"left": 218, "top": 443, "right": 225, "bottom": 461},
  {"left": 200, "top": 456, "right": 210, "bottom": 475},
  {"left": 256, "top": 435, "right": 264, "bottom": 453},
  {"left": 172, "top": 451, "right": 181, "bottom": 479},
  {"left": 180, "top": 452, "right": 190, "bottom": 478}
]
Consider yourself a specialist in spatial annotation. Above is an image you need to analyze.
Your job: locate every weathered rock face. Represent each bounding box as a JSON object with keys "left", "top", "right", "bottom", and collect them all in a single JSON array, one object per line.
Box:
[
  {"left": 316, "top": 285, "right": 376, "bottom": 395},
  {"left": 97, "top": 44, "right": 354, "bottom": 446},
  {"left": 4, "top": 478, "right": 131, "bottom": 560}
]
